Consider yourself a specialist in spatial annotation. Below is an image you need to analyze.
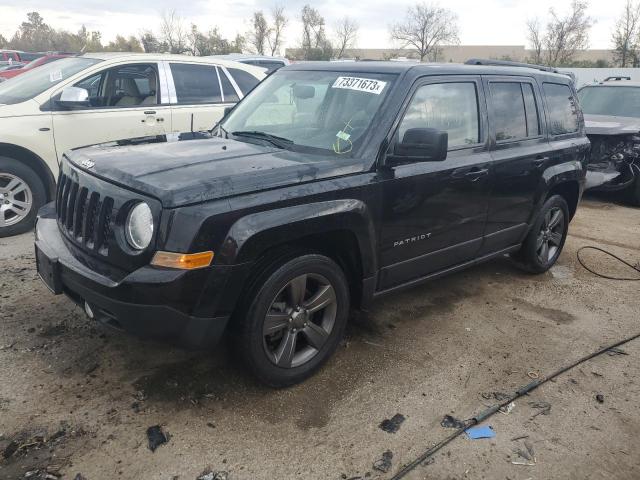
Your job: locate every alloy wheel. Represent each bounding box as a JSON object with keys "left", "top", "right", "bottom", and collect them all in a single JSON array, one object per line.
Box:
[
  {"left": 0, "top": 173, "right": 33, "bottom": 227},
  {"left": 263, "top": 273, "right": 337, "bottom": 369},
  {"left": 536, "top": 206, "right": 565, "bottom": 264}
]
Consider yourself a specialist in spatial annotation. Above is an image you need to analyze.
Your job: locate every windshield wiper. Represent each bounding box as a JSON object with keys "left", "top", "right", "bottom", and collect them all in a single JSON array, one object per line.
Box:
[{"left": 231, "top": 130, "right": 294, "bottom": 149}]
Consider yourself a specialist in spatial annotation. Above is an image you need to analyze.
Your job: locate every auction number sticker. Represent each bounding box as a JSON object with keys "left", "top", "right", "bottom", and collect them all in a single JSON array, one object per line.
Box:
[{"left": 332, "top": 76, "right": 387, "bottom": 94}]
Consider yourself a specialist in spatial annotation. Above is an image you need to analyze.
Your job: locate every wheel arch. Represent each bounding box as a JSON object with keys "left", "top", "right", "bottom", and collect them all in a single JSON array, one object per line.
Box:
[{"left": 0, "top": 143, "right": 56, "bottom": 201}]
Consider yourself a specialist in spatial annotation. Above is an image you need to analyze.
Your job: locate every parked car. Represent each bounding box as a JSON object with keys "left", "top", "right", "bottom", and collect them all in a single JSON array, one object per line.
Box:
[
  {"left": 208, "top": 54, "right": 290, "bottom": 74},
  {"left": 34, "top": 61, "right": 589, "bottom": 386},
  {"left": 577, "top": 77, "right": 640, "bottom": 205},
  {"left": 0, "top": 50, "right": 45, "bottom": 63},
  {"left": 0, "top": 54, "right": 73, "bottom": 82},
  {"left": 0, "top": 52, "right": 265, "bottom": 236},
  {"left": 0, "top": 62, "right": 26, "bottom": 72}
]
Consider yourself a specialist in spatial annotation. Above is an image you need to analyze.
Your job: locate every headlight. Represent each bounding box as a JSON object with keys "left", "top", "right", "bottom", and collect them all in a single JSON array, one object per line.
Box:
[{"left": 125, "top": 202, "right": 153, "bottom": 250}]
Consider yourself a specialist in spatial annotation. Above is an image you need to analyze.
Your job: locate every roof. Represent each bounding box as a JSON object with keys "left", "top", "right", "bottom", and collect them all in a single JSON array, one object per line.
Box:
[
  {"left": 78, "top": 52, "right": 266, "bottom": 77},
  {"left": 284, "top": 61, "right": 572, "bottom": 82},
  {"left": 581, "top": 81, "right": 640, "bottom": 88},
  {"left": 208, "top": 54, "right": 288, "bottom": 62}
]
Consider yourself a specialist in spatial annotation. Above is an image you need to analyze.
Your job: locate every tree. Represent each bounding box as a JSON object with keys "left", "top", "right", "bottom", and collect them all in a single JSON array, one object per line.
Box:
[
  {"left": 248, "top": 11, "right": 270, "bottom": 55},
  {"left": 0, "top": 34, "right": 7, "bottom": 48},
  {"left": 159, "top": 10, "right": 188, "bottom": 54},
  {"left": 333, "top": 17, "right": 358, "bottom": 59},
  {"left": 389, "top": 3, "right": 459, "bottom": 62},
  {"left": 140, "top": 31, "right": 163, "bottom": 53},
  {"left": 300, "top": 5, "right": 332, "bottom": 60},
  {"left": 526, "top": 18, "right": 544, "bottom": 64},
  {"left": 105, "top": 35, "right": 143, "bottom": 52},
  {"left": 612, "top": 0, "right": 640, "bottom": 67},
  {"left": 268, "top": 5, "right": 287, "bottom": 56},
  {"left": 9, "top": 12, "right": 55, "bottom": 51},
  {"left": 526, "top": 1, "right": 593, "bottom": 67}
]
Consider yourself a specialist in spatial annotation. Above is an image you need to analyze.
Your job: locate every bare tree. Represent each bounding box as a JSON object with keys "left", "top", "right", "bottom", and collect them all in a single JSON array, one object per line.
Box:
[
  {"left": 612, "top": 0, "right": 640, "bottom": 66},
  {"left": 526, "top": 18, "right": 544, "bottom": 64},
  {"left": 268, "top": 5, "right": 287, "bottom": 56},
  {"left": 300, "top": 5, "right": 332, "bottom": 60},
  {"left": 389, "top": 3, "right": 459, "bottom": 62},
  {"left": 333, "top": 17, "right": 358, "bottom": 59},
  {"left": 248, "top": 11, "right": 270, "bottom": 55},
  {"left": 160, "top": 10, "right": 188, "bottom": 54}
]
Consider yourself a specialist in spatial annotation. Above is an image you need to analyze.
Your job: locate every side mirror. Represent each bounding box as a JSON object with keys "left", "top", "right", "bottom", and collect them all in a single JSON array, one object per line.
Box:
[
  {"left": 393, "top": 128, "right": 448, "bottom": 162},
  {"left": 56, "top": 87, "right": 90, "bottom": 109}
]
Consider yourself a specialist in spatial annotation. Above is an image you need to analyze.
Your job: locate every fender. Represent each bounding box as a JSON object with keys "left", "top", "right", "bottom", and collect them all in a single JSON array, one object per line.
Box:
[
  {"left": 529, "top": 159, "right": 585, "bottom": 225},
  {"left": 216, "top": 199, "right": 378, "bottom": 276},
  {"left": 0, "top": 142, "right": 57, "bottom": 200}
]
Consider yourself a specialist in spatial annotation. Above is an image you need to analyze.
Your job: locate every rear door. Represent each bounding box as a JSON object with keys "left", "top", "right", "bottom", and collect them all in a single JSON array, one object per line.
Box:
[
  {"left": 51, "top": 62, "right": 171, "bottom": 158},
  {"left": 480, "top": 75, "right": 552, "bottom": 254},
  {"left": 377, "top": 76, "right": 492, "bottom": 290},
  {"left": 166, "top": 62, "right": 241, "bottom": 133}
]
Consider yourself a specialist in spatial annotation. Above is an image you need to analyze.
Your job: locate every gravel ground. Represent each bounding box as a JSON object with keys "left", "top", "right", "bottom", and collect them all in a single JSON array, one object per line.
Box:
[{"left": 0, "top": 196, "right": 639, "bottom": 480}]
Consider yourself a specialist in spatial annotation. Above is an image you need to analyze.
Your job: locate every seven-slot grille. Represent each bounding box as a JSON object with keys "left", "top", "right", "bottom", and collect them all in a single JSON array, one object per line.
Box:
[{"left": 56, "top": 173, "right": 114, "bottom": 255}]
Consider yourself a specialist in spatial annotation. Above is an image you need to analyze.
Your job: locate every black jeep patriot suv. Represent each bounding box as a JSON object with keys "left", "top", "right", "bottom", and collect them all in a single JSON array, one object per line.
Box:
[{"left": 35, "top": 61, "right": 589, "bottom": 386}]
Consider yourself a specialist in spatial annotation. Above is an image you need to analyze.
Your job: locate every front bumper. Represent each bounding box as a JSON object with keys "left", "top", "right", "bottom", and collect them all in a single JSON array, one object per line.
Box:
[{"left": 34, "top": 204, "right": 243, "bottom": 349}]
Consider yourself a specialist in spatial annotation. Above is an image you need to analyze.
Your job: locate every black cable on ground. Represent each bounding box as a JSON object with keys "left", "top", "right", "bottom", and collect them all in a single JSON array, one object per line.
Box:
[
  {"left": 390, "top": 332, "right": 640, "bottom": 480},
  {"left": 577, "top": 246, "right": 640, "bottom": 281}
]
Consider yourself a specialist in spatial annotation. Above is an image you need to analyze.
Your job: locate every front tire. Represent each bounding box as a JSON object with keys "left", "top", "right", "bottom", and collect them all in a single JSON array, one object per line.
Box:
[
  {"left": 0, "top": 156, "right": 47, "bottom": 238},
  {"left": 237, "top": 254, "right": 350, "bottom": 387},
  {"left": 515, "top": 195, "right": 570, "bottom": 274},
  {"left": 625, "top": 173, "right": 640, "bottom": 206}
]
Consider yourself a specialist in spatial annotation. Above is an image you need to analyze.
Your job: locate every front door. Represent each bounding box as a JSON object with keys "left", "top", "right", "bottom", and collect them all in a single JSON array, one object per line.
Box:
[
  {"left": 377, "top": 76, "right": 492, "bottom": 291},
  {"left": 51, "top": 62, "right": 172, "bottom": 159}
]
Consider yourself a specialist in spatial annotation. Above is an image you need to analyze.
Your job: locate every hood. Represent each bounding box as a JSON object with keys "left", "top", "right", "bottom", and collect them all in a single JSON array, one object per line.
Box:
[
  {"left": 584, "top": 114, "right": 640, "bottom": 136},
  {"left": 66, "top": 134, "right": 364, "bottom": 208}
]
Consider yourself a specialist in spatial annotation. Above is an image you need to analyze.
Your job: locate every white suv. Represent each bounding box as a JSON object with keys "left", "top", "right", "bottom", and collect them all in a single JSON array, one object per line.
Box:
[{"left": 0, "top": 52, "right": 265, "bottom": 237}]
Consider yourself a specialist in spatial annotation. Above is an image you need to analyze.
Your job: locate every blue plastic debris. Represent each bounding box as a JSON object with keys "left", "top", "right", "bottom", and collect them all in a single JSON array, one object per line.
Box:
[{"left": 465, "top": 425, "right": 496, "bottom": 439}]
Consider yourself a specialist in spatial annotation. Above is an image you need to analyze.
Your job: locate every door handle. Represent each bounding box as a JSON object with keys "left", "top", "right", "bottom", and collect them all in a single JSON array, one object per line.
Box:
[{"left": 144, "top": 110, "right": 157, "bottom": 115}]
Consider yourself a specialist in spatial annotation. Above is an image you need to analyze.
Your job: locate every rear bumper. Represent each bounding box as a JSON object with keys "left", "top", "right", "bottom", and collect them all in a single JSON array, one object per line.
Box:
[{"left": 34, "top": 204, "right": 243, "bottom": 349}]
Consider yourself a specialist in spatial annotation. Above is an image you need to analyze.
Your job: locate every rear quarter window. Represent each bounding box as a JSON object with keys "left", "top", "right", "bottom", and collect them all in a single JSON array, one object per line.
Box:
[
  {"left": 227, "top": 67, "right": 260, "bottom": 95},
  {"left": 543, "top": 83, "right": 579, "bottom": 135}
]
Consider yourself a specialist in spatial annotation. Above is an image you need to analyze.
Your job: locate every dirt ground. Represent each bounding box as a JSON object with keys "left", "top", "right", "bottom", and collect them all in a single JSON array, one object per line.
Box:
[{"left": 1, "top": 195, "right": 639, "bottom": 480}]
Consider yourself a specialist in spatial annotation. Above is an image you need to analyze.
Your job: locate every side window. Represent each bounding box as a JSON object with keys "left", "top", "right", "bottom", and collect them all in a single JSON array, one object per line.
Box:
[
  {"left": 219, "top": 69, "right": 240, "bottom": 103},
  {"left": 75, "top": 72, "right": 103, "bottom": 105},
  {"left": 227, "top": 67, "right": 260, "bottom": 95},
  {"left": 543, "top": 83, "right": 579, "bottom": 135},
  {"left": 170, "top": 63, "right": 221, "bottom": 104},
  {"left": 73, "top": 64, "right": 158, "bottom": 108},
  {"left": 490, "top": 82, "right": 527, "bottom": 141},
  {"left": 399, "top": 82, "right": 480, "bottom": 148}
]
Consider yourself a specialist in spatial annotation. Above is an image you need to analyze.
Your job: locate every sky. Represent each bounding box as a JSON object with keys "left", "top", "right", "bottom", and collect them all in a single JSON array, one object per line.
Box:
[{"left": 0, "top": 0, "right": 627, "bottom": 52}]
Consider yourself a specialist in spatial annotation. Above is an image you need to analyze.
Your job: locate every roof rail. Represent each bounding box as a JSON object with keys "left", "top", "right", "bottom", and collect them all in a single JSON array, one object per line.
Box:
[
  {"left": 465, "top": 58, "right": 561, "bottom": 74},
  {"left": 603, "top": 76, "right": 631, "bottom": 82}
]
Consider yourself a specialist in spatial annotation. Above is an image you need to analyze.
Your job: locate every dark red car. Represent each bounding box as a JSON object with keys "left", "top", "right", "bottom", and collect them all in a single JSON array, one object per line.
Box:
[{"left": 0, "top": 54, "right": 73, "bottom": 81}]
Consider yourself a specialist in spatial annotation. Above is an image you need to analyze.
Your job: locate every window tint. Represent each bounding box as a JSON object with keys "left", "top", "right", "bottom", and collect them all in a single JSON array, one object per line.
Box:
[
  {"left": 543, "top": 83, "right": 579, "bottom": 135},
  {"left": 219, "top": 70, "right": 240, "bottom": 102},
  {"left": 170, "top": 63, "right": 221, "bottom": 104},
  {"left": 522, "top": 83, "right": 540, "bottom": 136},
  {"left": 227, "top": 67, "right": 259, "bottom": 94},
  {"left": 490, "top": 82, "right": 527, "bottom": 141},
  {"left": 399, "top": 82, "right": 480, "bottom": 148},
  {"left": 73, "top": 63, "right": 158, "bottom": 108}
]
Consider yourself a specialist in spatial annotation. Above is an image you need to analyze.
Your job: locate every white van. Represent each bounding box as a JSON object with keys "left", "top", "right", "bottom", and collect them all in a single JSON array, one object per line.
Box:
[{"left": 0, "top": 52, "right": 265, "bottom": 237}]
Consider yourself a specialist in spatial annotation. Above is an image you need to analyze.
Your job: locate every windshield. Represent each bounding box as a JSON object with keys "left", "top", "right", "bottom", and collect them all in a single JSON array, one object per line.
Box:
[
  {"left": 0, "top": 57, "right": 101, "bottom": 105},
  {"left": 578, "top": 86, "right": 640, "bottom": 118},
  {"left": 220, "top": 70, "right": 396, "bottom": 156}
]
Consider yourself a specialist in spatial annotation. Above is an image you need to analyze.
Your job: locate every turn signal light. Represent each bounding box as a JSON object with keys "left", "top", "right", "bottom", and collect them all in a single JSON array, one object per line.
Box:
[{"left": 151, "top": 251, "right": 214, "bottom": 270}]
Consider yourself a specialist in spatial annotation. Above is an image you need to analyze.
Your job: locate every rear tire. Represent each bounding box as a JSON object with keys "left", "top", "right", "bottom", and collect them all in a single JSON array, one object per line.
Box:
[
  {"left": 236, "top": 253, "right": 350, "bottom": 387},
  {"left": 0, "top": 156, "right": 47, "bottom": 238},
  {"left": 513, "top": 195, "right": 570, "bottom": 274}
]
